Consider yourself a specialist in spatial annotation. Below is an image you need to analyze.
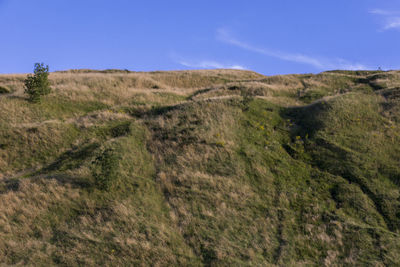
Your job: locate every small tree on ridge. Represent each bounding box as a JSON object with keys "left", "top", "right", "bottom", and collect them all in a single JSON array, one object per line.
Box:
[{"left": 24, "top": 63, "right": 51, "bottom": 102}]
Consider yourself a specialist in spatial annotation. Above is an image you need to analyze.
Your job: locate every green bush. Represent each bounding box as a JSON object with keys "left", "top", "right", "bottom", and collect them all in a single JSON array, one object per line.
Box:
[
  {"left": 91, "top": 147, "right": 120, "bottom": 191},
  {"left": 24, "top": 63, "right": 51, "bottom": 102}
]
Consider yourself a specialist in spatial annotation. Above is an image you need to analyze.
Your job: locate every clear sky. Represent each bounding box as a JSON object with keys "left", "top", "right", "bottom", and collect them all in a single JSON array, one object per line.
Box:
[{"left": 0, "top": 0, "right": 399, "bottom": 75}]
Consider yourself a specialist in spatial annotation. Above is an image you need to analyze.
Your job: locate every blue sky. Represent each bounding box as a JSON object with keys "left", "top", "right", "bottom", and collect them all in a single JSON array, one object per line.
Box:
[{"left": 0, "top": 0, "right": 399, "bottom": 75}]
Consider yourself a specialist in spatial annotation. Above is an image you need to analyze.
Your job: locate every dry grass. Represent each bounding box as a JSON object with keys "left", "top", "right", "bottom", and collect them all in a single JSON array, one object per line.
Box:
[{"left": 0, "top": 178, "right": 79, "bottom": 264}]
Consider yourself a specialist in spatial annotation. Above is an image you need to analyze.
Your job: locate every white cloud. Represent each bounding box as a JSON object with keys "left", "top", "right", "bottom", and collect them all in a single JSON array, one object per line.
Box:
[
  {"left": 170, "top": 53, "right": 246, "bottom": 70},
  {"left": 370, "top": 8, "right": 400, "bottom": 30},
  {"left": 178, "top": 60, "right": 245, "bottom": 70},
  {"left": 369, "top": 9, "right": 400, "bottom": 16},
  {"left": 383, "top": 17, "right": 400, "bottom": 30},
  {"left": 369, "top": 9, "right": 394, "bottom": 15},
  {"left": 216, "top": 28, "right": 367, "bottom": 70}
]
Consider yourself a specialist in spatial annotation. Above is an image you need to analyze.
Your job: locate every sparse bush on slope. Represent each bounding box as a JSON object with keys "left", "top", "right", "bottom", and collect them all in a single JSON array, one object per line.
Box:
[{"left": 91, "top": 147, "right": 120, "bottom": 191}]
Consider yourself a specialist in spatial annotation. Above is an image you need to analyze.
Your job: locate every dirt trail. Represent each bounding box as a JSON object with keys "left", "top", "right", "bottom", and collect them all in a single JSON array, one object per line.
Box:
[
  {"left": 0, "top": 167, "right": 38, "bottom": 182},
  {"left": 11, "top": 110, "right": 132, "bottom": 129},
  {"left": 256, "top": 92, "right": 354, "bottom": 109},
  {"left": 286, "top": 93, "right": 352, "bottom": 109}
]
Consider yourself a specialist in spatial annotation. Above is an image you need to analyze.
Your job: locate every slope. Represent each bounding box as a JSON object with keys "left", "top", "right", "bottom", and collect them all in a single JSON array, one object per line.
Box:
[{"left": 0, "top": 69, "right": 399, "bottom": 265}]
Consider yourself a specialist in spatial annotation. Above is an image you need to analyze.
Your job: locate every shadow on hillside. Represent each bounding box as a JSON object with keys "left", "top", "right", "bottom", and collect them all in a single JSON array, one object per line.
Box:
[
  {"left": 282, "top": 101, "right": 327, "bottom": 139},
  {"left": 45, "top": 173, "right": 93, "bottom": 189},
  {"left": 126, "top": 103, "right": 181, "bottom": 118},
  {"left": 281, "top": 98, "right": 400, "bottom": 232},
  {"left": 0, "top": 178, "right": 20, "bottom": 194},
  {"left": 42, "top": 142, "right": 100, "bottom": 173},
  {"left": 0, "top": 173, "right": 92, "bottom": 195},
  {"left": 4, "top": 95, "right": 27, "bottom": 101}
]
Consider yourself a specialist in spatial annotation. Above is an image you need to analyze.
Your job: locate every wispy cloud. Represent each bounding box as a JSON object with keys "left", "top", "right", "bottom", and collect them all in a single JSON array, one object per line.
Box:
[
  {"left": 369, "top": 8, "right": 400, "bottom": 30},
  {"left": 179, "top": 60, "right": 246, "bottom": 70},
  {"left": 170, "top": 53, "right": 246, "bottom": 70},
  {"left": 216, "top": 28, "right": 367, "bottom": 70},
  {"left": 383, "top": 17, "right": 400, "bottom": 30},
  {"left": 369, "top": 9, "right": 395, "bottom": 16}
]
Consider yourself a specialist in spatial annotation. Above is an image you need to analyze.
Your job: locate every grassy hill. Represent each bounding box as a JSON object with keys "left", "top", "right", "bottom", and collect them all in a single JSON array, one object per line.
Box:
[{"left": 0, "top": 69, "right": 399, "bottom": 266}]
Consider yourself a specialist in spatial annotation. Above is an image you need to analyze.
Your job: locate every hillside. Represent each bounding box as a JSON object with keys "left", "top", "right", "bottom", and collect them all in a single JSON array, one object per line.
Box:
[{"left": 0, "top": 68, "right": 399, "bottom": 266}]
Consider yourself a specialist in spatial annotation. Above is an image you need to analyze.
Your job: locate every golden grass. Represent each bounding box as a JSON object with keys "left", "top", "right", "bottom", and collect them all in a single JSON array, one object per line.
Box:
[{"left": 0, "top": 178, "right": 80, "bottom": 264}]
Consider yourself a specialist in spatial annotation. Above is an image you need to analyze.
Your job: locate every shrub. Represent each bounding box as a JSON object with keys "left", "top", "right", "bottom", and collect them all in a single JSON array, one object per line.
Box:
[
  {"left": 91, "top": 147, "right": 120, "bottom": 191},
  {"left": 24, "top": 63, "right": 51, "bottom": 102},
  {"left": 110, "top": 121, "right": 131, "bottom": 137},
  {"left": 240, "top": 87, "right": 254, "bottom": 110},
  {"left": 0, "top": 86, "right": 10, "bottom": 94},
  {"left": 228, "top": 85, "right": 242, "bottom": 91}
]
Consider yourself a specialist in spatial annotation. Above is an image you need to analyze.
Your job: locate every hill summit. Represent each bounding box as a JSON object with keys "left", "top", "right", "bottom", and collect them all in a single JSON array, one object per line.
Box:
[{"left": 0, "top": 69, "right": 399, "bottom": 265}]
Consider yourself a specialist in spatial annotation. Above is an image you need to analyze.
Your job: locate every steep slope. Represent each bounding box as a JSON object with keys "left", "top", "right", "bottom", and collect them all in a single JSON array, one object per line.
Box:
[{"left": 0, "top": 69, "right": 399, "bottom": 265}]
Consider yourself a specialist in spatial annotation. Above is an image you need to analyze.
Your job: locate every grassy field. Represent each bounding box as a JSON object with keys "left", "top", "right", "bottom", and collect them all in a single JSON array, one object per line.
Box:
[{"left": 0, "top": 68, "right": 399, "bottom": 265}]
